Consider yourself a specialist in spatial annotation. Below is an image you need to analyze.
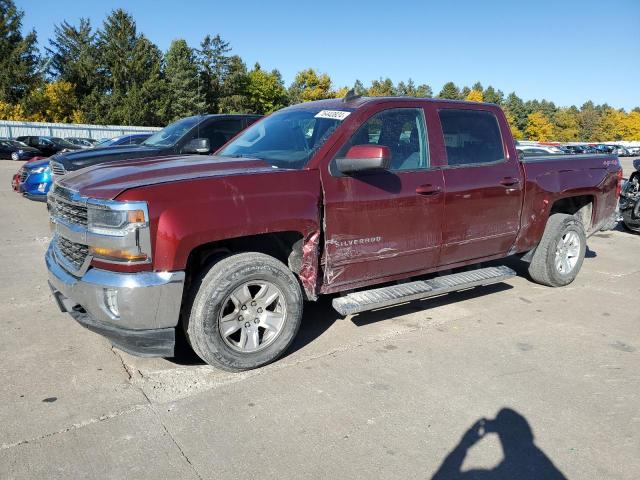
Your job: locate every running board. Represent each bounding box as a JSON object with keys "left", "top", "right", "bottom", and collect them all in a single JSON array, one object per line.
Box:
[{"left": 332, "top": 265, "right": 516, "bottom": 316}]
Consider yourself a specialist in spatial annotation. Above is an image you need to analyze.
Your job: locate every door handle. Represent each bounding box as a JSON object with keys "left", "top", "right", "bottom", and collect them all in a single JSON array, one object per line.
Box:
[
  {"left": 499, "top": 177, "right": 521, "bottom": 187},
  {"left": 416, "top": 184, "right": 442, "bottom": 196}
]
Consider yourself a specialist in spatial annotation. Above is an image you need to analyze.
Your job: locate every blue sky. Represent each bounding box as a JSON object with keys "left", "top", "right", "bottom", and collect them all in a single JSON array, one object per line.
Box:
[{"left": 18, "top": 0, "right": 640, "bottom": 109}]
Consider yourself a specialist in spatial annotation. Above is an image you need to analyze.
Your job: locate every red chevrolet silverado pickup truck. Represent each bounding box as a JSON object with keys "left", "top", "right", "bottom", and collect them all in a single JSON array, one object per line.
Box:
[{"left": 46, "top": 96, "right": 622, "bottom": 371}]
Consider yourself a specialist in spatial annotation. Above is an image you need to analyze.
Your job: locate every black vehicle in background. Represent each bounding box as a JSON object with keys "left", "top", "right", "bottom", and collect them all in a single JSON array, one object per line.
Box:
[
  {"left": 620, "top": 159, "right": 640, "bottom": 232},
  {"left": 65, "top": 137, "right": 98, "bottom": 148},
  {"left": 0, "top": 138, "right": 42, "bottom": 160},
  {"left": 50, "top": 114, "right": 261, "bottom": 175},
  {"left": 16, "top": 136, "right": 82, "bottom": 157},
  {"left": 94, "top": 133, "right": 152, "bottom": 147},
  {"left": 564, "top": 145, "right": 588, "bottom": 154}
]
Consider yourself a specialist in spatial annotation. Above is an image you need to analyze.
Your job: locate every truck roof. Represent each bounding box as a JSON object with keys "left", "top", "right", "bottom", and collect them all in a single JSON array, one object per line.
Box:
[{"left": 282, "top": 96, "right": 500, "bottom": 111}]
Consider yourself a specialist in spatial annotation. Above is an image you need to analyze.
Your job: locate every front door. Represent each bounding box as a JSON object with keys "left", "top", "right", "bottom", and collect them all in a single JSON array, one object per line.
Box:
[
  {"left": 437, "top": 107, "right": 524, "bottom": 265},
  {"left": 320, "top": 105, "right": 445, "bottom": 292}
]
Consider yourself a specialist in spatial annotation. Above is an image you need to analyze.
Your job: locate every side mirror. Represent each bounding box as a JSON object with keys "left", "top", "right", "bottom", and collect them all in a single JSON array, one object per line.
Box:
[
  {"left": 182, "top": 138, "right": 211, "bottom": 154},
  {"left": 335, "top": 145, "right": 391, "bottom": 174}
]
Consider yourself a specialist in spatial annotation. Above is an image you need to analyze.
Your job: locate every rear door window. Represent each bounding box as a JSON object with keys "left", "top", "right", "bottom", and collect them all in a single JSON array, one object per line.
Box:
[{"left": 438, "top": 109, "right": 504, "bottom": 166}]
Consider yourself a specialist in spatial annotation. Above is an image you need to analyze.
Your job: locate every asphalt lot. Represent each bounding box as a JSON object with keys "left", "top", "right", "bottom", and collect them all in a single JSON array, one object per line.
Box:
[{"left": 1, "top": 158, "right": 639, "bottom": 479}]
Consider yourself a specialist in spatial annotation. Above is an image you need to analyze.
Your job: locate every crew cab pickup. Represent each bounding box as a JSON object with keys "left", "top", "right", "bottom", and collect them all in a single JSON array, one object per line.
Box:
[
  {"left": 46, "top": 97, "right": 622, "bottom": 371},
  {"left": 49, "top": 114, "right": 261, "bottom": 176}
]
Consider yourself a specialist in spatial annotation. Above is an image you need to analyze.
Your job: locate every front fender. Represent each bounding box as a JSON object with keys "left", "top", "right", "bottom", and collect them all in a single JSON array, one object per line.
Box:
[{"left": 118, "top": 170, "right": 322, "bottom": 272}]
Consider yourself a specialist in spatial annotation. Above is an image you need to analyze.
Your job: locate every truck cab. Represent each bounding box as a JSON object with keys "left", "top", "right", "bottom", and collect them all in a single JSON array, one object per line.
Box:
[{"left": 46, "top": 97, "right": 621, "bottom": 371}]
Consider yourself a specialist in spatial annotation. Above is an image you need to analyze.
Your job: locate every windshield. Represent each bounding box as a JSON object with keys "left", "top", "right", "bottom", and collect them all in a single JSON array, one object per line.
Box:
[
  {"left": 48, "top": 137, "right": 76, "bottom": 148},
  {"left": 219, "top": 108, "right": 350, "bottom": 169},
  {"left": 142, "top": 116, "right": 200, "bottom": 147}
]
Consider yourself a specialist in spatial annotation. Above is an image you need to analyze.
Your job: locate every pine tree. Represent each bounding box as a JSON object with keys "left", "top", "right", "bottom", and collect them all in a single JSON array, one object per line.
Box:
[
  {"left": 504, "top": 93, "right": 527, "bottom": 132},
  {"left": 198, "top": 34, "right": 231, "bottom": 113},
  {"left": 0, "top": 0, "right": 40, "bottom": 104},
  {"left": 483, "top": 86, "right": 504, "bottom": 105},
  {"left": 352, "top": 79, "right": 367, "bottom": 96},
  {"left": 46, "top": 18, "right": 97, "bottom": 99},
  {"left": 396, "top": 79, "right": 432, "bottom": 98},
  {"left": 93, "top": 9, "right": 168, "bottom": 125},
  {"left": 218, "top": 55, "right": 249, "bottom": 113},
  {"left": 165, "top": 39, "right": 206, "bottom": 121},
  {"left": 368, "top": 78, "right": 396, "bottom": 96},
  {"left": 438, "top": 82, "right": 461, "bottom": 100}
]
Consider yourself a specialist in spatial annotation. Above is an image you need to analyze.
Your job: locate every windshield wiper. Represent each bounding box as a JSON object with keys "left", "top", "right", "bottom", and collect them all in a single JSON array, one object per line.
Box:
[{"left": 226, "top": 154, "right": 263, "bottom": 160}]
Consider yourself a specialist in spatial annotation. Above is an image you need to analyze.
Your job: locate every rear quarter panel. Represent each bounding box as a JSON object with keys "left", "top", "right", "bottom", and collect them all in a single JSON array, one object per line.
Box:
[
  {"left": 116, "top": 170, "right": 322, "bottom": 272},
  {"left": 515, "top": 155, "right": 620, "bottom": 252}
]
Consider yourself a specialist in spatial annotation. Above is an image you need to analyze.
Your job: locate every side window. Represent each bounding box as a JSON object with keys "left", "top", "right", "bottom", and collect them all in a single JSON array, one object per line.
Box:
[
  {"left": 197, "top": 119, "right": 243, "bottom": 151},
  {"left": 438, "top": 109, "right": 504, "bottom": 166},
  {"left": 335, "top": 108, "right": 428, "bottom": 172}
]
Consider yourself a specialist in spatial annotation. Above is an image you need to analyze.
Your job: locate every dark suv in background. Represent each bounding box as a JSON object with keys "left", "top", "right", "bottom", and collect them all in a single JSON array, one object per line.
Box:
[
  {"left": 50, "top": 114, "right": 261, "bottom": 176},
  {"left": 16, "top": 136, "right": 83, "bottom": 157}
]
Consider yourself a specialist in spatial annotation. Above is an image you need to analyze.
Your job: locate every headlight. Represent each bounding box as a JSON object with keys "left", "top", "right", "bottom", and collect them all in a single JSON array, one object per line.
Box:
[
  {"left": 87, "top": 206, "right": 145, "bottom": 236},
  {"left": 86, "top": 200, "right": 151, "bottom": 263}
]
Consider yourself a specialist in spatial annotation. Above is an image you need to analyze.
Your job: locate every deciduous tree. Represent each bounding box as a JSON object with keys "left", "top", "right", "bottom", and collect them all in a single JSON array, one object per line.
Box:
[
  {"left": 465, "top": 89, "right": 483, "bottom": 102},
  {"left": 525, "top": 111, "right": 554, "bottom": 141},
  {"left": 288, "top": 68, "right": 333, "bottom": 103},
  {"left": 245, "top": 63, "right": 287, "bottom": 114},
  {"left": 553, "top": 107, "right": 580, "bottom": 142}
]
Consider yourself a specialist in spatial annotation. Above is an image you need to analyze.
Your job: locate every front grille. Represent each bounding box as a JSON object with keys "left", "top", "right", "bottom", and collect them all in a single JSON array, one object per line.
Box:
[
  {"left": 50, "top": 161, "right": 66, "bottom": 176},
  {"left": 55, "top": 236, "right": 89, "bottom": 271},
  {"left": 49, "top": 196, "right": 88, "bottom": 226},
  {"left": 19, "top": 168, "right": 27, "bottom": 182}
]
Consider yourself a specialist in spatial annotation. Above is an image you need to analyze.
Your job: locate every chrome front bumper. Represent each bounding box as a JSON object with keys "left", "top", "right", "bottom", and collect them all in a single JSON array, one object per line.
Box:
[{"left": 46, "top": 242, "right": 185, "bottom": 331}]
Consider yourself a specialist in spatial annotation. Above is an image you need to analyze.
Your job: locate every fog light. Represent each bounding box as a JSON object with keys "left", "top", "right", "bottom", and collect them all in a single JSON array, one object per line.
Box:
[{"left": 104, "top": 288, "right": 120, "bottom": 318}]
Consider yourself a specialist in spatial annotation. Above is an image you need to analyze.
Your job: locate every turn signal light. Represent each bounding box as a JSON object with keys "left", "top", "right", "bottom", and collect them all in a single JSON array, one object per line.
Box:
[
  {"left": 127, "top": 209, "right": 146, "bottom": 224},
  {"left": 89, "top": 246, "right": 148, "bottom": 262}
]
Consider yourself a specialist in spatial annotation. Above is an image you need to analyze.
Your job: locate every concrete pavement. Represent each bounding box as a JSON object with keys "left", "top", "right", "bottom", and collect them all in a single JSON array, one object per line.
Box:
[{"left": 0, "top": 159, "right": 638, "bottom": 479}]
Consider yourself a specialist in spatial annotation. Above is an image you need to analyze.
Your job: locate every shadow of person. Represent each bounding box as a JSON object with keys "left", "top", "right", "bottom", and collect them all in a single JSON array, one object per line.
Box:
[{"left": 431, "top": 408, "right": 567, "bottom": 480}]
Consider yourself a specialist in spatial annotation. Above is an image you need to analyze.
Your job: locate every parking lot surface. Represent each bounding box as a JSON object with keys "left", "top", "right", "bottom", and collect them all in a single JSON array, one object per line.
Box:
[{"left": 1, "top": 158, "right": 639, "bottom": 479}]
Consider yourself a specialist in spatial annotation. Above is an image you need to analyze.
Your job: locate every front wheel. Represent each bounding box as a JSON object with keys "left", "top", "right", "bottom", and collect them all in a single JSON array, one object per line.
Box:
[
  {"left": 185, "top": 252, "right": 303, "bottom": 371},
  {"left": 528, "top": 214, "right": 587, "bottom": 287}
]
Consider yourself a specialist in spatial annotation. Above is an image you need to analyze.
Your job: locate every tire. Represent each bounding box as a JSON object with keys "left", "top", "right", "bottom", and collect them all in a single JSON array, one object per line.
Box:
[
  {"left": 184, "top": 252, "right": 303, "bottom": 371},
  {"left": 528, "top": 214, "right": 586, "bottom": 287}
]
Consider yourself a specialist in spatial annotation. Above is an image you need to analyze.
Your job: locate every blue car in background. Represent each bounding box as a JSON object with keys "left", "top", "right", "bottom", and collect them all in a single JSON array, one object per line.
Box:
[
  {"left": 17, "top": 158, "right": 52, "bottom": 201},
  {"left": 95, "top": 133, "right": 152, "bottom": 147}
]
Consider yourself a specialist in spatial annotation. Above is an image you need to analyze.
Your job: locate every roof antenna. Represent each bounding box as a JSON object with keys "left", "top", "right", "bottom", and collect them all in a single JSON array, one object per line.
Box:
[{"left": 342, "top": 88, "right": 360, "bottom": 103}]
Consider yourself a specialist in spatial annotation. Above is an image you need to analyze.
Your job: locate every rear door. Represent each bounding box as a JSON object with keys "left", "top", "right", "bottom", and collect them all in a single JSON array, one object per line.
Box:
[
  {"left": 320, "top": 104, "right": 445, "bottom": 291},
  {"left": 437, "top": 107, "right": 523, "bottom": 265}
]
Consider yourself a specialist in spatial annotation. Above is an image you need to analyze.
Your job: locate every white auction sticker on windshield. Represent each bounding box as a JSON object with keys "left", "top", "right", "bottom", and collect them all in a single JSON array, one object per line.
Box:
[{"left": 314, "top": 110, "right": 351, "bottom": 120}]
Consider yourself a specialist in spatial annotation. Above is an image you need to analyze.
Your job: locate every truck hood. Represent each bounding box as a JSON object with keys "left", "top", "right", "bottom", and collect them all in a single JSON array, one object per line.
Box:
[
  {"left": 52, "top": 144, "right": 163, "bottom": 170},
  {"left": 58, "top": 155, "right": 282, "bottom": 199}
]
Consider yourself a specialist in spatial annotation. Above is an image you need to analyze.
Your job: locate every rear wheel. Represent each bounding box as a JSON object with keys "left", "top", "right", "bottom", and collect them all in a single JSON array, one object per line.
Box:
[
  {"left": 528, "top": 214, "right": 586, "bottom": 287},
  {"left": 184, "top": 252, "right": 303, "bottom": 371}
]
